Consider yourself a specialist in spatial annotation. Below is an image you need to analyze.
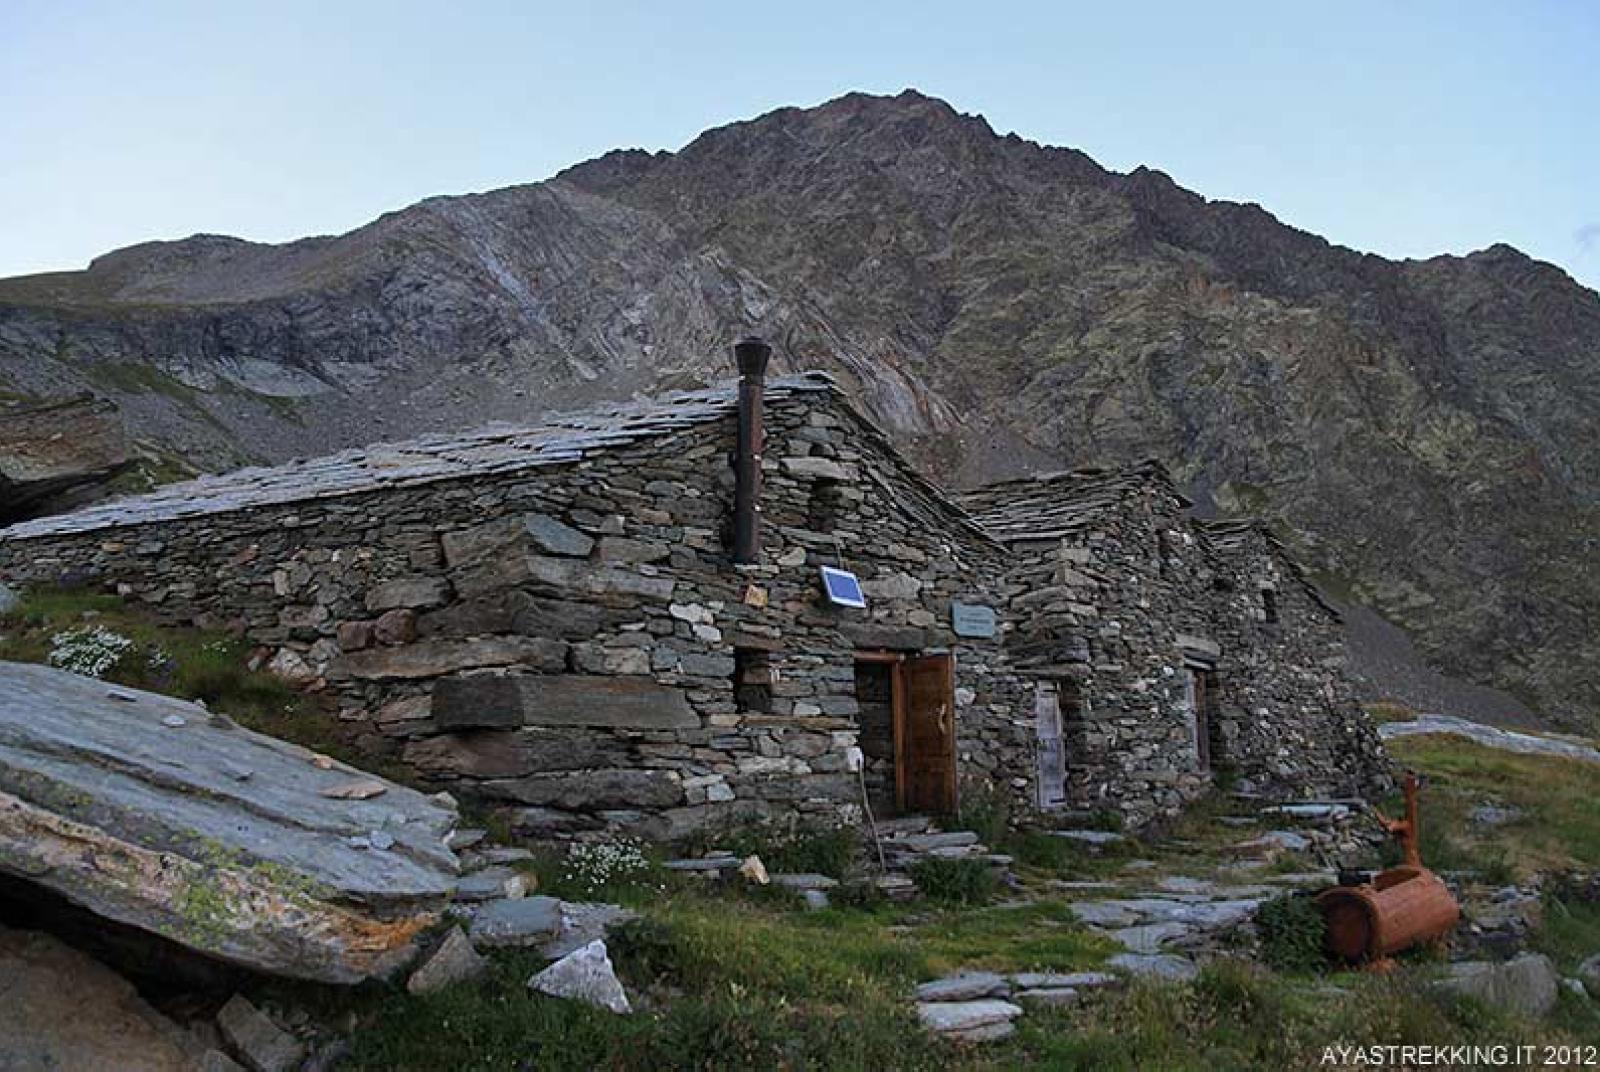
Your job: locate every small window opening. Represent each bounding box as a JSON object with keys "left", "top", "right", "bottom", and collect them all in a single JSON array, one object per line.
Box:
[
  {"left": 734, "top": 649, "right": 773, "bottom": 713},
  {"left": 807, "top": 478, "right": 844, "bottom": 534},
  {"left": 1261, "top": 588, "right": 1279, "bottom": 624}
]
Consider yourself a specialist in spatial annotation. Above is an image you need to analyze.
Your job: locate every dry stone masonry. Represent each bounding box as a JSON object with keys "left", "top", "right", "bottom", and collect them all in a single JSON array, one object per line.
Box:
[{"left": 0, "top": 369, "right": 1389, "bottom": 838}]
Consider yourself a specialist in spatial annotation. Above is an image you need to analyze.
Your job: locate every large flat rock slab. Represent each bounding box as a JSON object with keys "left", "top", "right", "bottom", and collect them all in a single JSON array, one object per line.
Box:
[
  {"left": 1380, "top": 714, "right": 1600, "bottom": 765},
  {"left": 0, "top": 661, "right": 460, "bottom": 983}
]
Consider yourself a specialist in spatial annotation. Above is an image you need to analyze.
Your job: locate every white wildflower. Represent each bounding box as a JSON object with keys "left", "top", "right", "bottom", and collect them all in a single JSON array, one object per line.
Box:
[{"left": 48, "top": 626, "right": 135, "bottom": 679}]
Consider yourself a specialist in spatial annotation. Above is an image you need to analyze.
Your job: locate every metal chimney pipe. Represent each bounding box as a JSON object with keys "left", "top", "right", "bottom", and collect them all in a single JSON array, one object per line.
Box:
[{"left": 732, "top": 336, "right": 771, "bottom": 565}]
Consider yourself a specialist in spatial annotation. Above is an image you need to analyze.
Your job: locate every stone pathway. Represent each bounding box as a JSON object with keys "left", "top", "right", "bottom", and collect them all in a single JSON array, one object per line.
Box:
[
  {"left": 1066, "top": 881, "right": 1278, "bottom": 955},
  {"left": 1380, "top": 713, "right": 1600, "bottom": 765},
  {"left": 913, "top": 970, "right": 1121, "bottom": 1041}
]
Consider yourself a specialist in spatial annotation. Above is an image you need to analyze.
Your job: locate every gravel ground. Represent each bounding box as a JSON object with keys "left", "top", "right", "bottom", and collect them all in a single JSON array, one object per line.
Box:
[{"left": 1341, "top": 605, "right": 1546, "bottom": 731}]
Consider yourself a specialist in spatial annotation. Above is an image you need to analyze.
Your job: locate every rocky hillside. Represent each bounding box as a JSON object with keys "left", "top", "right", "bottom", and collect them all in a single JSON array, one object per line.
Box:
[{"left": 1, "top": 90, "right": 1597, "bottom": 725}]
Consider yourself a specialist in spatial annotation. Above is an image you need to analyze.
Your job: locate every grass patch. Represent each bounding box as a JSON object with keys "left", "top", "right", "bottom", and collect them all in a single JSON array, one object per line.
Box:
[
  {"left": 1006, "top": 962, "right": 1583, "bottom": 1070},
  {"left": 910, "top": 857, "right": 999, "bottom": 907},
  {"left": 688, "top": 818, "right": 859, "bottom": 879},
  {"left": 1365, "top": 701, "right": 1419, "bottom": 725},
  {"left": 909, "top": 901, "right": 1115, "bottom": 974},
  {"left": 1535, "top": 888, "right": 1600, "bottom": 972},
  {"left": 1384, "top": 735, "right": 1600, "bottom": 876}
]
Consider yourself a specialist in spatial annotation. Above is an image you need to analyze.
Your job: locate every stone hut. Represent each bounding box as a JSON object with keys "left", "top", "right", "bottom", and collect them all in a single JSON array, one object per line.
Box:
[
  {"left": 0, "top": 367, "right": 1037, "bottom": 840},
  {"left": 0, "top": 355, "right": 1389, "bottom": 838},
  {"left": 959, "top": 467, "right": 1389, "bottom": 827}
]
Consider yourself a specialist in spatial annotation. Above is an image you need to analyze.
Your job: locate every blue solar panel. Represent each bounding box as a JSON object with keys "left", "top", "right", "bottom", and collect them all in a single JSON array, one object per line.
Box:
[{"left": 820, "top": 566, "right": 866, "bottom": 608}]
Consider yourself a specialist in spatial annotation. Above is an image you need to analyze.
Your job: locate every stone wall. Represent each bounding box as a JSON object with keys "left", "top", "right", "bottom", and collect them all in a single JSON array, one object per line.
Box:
[
  {"left": 996, "top": 484, "right": 1219, "bottom": 827},
  {"left": 0, "top": 389, "right": 1035, "bottom": 840},
  {"left": 1201, "top": 523, "right": 1392, "bottom": 801},
  {"left": 987, "top": 479, "right": 1391, "bottom": 828}
]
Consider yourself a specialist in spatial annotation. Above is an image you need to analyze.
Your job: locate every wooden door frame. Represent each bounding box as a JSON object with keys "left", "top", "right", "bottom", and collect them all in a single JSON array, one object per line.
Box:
[
  {"left": 854, "top": 651, "right": 911, "bottom": 812},
  {"left": 1185, "top": 661, "right": 1215, "bottom": 772},
  {"left": 855, "top": 650, "right": 957, "bottom": 815}
]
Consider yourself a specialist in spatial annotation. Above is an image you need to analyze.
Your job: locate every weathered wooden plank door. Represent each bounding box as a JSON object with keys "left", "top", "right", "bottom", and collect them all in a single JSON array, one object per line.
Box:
[
  {"left": 1034, "top": 683, "right": 1066, "bottom": 807},
  {"left": 895, "top": 654, "right": 957, "bottom": 815},
  {"left": 1190, "top": 668, "right": 1212, "bottom": 771}
]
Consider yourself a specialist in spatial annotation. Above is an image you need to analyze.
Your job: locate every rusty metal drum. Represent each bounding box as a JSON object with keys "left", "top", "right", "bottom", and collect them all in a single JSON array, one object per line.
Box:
[{"left": 1316, "top": 866, "right": 1460, "bottom": 962}]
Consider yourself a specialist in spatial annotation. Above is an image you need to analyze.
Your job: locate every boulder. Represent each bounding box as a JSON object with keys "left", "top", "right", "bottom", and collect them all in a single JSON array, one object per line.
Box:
[
  {"left": 216, "top": 995, "right": 305, "bottom": 1072},
  {"left": 528, "top": 939, "right": 632, "bottom": 1014},
  {"left": 0, "top": 924, "right": 197, "bottom": 1071},
  {"left": 0, "top": 583, "right": 19, "bottom": 616},
  {"left": 738, "top": 855, "right": 770, "bottom": 885},
  {"left": 407, "top": 927, "right": 488, "bottom": 995},
  {"left": 0, "top": 661, "right": 459, "bottom": 984},
  {"left": 1438, "top": 954, "right": 1559, "bottom": 1018},
  {"left": 1110, "top": 922, "right": 1194, "bottom": 951}
]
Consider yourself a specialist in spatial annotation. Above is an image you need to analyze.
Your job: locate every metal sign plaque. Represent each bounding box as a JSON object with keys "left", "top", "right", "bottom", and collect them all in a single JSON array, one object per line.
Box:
[{"left": 950, "top": 601, "right": 996, "bottom": 638}]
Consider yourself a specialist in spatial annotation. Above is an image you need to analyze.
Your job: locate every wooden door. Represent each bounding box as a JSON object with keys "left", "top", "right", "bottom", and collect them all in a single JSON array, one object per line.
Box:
[
  {"left": 896, "top": 654, "right": 957, "bottom": 815},
  {"left": 1191, "top": 668, "right": 1212, "bottom": 771},
  {"left": 1034, "top": 683, "right": 1066, "bottom": 807}
]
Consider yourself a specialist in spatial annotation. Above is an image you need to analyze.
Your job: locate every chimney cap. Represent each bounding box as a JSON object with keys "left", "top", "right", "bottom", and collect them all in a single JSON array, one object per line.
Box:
[{"left": 733, "top": 336, "right": 772, "bottom": 378}]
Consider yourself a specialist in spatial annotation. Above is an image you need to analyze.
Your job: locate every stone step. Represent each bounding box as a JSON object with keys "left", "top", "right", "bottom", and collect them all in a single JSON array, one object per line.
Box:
[
  {"left": 889, "top": 831, "right": 980, "bottom": 852},
  {"left": 771, "top": 873, "right": 840, "bottom": 891},
  {"left": 915, "top": 999, "right": 1023, "bottom": 1038},
  {"left": 1016, "top": 987, "right": 1079, "bottom": 1008},
  {"left": 662, "top": 855, "right": 742, "bottom": 872},
  {"left": 916, "top": 971, "right": 1009, "bottom": 1002},
  {"left": 1049, "top": 830, "right": 1126, "bottom": 848},
  {"left": 874, "top": 875, "right": 918, "bottom": 901},
  {"left": 1012, "top": 970, "right": 1120, "bottom": 990}
]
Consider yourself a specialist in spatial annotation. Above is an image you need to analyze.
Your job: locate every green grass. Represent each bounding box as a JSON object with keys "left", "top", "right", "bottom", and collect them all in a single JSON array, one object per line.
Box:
[
  {"left": 332, "top": 890, "right": 1120, "bottom": 1071},
  {"left": 909, "top": 857, "right": 998, "bottom": 907},
  {"left": 344, "top": 895, "right": 948, "bottom": 1071},
  {"left": 689, "top": 819, "right": 859, "bottom": 879},
  {"left": 1365, "top": 701, "right": 1420, "bottom": 725},
  {"left": 1384, "top": 734, "right": 1600, "bottom": 876}
]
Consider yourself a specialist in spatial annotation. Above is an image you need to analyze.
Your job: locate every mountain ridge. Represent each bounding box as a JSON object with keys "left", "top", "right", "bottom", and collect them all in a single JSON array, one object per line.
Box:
[{"left": 1, "top": 88, "right": 1596, "bottom": 726}]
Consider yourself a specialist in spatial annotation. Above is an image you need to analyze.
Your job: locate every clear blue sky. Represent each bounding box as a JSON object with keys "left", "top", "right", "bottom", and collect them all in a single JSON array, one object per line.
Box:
[{"left": 3, "top": 0, "right": 1597, "bottom": 290}]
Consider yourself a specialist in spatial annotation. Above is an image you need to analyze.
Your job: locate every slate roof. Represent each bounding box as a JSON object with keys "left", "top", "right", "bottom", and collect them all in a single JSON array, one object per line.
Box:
[
  {"left": 955, "top": 460, "right": 1184, "bottom": 542},
  {"left": 1, "top": 374, "right": 839, "bottom": 540}
]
